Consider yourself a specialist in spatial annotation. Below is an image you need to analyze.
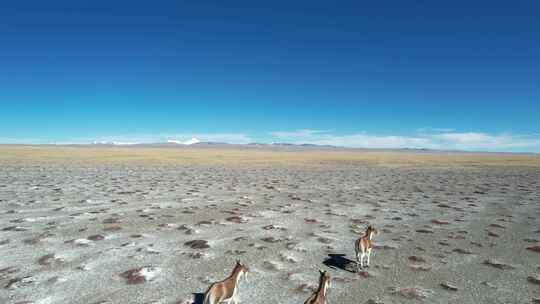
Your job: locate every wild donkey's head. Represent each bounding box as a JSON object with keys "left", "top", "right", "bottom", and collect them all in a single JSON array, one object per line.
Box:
[
  {"left": 319, "top": 269, "right": 331, "bottom": 290},
  {"left": 234, "top": 259, "right": 250, "bottom": 281},
  {"left": 366, "top": 225, "right": 378, "bottom": 239}
]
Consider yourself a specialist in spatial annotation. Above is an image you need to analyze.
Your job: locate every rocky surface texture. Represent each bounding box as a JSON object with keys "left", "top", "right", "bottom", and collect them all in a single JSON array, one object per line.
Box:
[{"left": 0, "top": 160, "right": 539, "bottom": 303}]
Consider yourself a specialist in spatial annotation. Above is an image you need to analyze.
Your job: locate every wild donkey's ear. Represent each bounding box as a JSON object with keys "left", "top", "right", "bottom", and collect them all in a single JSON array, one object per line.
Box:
[{"left": 236, "top": 259, "right": 241, "bottom": 264}]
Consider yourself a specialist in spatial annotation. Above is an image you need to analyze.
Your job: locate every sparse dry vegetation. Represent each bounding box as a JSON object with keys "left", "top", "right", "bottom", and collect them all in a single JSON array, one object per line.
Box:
[{"left": 0, "top": 145, "right": 539, "bottom": 167}]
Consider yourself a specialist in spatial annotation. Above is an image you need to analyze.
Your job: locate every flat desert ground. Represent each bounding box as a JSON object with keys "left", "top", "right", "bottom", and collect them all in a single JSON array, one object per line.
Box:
[{"left": 1, "top": 146, "right": 539, "bottom": 304}]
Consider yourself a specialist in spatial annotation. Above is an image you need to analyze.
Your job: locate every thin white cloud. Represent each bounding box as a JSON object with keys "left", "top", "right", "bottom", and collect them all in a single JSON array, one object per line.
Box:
[
  {"left": 269, "top": 130, "right": 435, "bottom": 149},
  {"left": 269, "top": 129, "right": 328, "bottom": 138},
  {"left": 183, "top": 133, "right": 252, "bottom": 144},
  {"left": 2, "top": 131, "right": 540, "bottom": 152},
  {"left": 269, "top": 129, "right": 540, "bottom": 152},
  {"left": 431, "top": 132, "right": 540, "bottom": 150},
  {"left": 0, "top": 133, "right": 253, "bottom": 145},
  {"left": 88, "top": 133, "right": 253, "bottom": 145}
]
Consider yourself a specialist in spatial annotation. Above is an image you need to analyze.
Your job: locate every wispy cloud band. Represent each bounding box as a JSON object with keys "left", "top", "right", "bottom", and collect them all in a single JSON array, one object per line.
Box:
[
  {"left": 268, "top": 129, "right": 540, "bottom": 152},
  {"left": 1, "top": 129, "right": 539, "bottom": 152}
]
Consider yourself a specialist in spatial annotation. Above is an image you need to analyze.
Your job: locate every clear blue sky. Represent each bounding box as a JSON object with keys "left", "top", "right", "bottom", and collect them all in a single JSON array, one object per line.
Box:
[{"left": 1, "top": 1, "right": 539, "bottom": 151}]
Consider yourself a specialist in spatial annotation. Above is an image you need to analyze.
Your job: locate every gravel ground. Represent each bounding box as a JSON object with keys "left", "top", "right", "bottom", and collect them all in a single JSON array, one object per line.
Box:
[{"left": 1, "top": 161, "right": 539, "bottom": 304}]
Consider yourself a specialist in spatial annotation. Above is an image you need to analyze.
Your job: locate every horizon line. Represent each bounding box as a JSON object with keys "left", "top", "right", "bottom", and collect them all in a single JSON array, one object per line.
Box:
[{"left": 0, "top": 142, "right": 538, "bottom": 155}]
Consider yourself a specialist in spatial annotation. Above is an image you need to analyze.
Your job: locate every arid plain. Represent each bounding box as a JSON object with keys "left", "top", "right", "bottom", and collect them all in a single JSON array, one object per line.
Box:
[{"left": 1, "top": 146, "right": 539, "bottom": 304}]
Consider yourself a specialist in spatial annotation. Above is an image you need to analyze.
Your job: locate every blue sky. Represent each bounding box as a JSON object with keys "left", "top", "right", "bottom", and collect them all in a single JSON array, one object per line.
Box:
[{"left": 1, "top": 1, "right": 539, "bottom": 152}]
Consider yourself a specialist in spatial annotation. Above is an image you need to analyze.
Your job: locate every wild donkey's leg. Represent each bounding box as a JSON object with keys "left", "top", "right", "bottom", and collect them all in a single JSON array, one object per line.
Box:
[
  {"left": 204, "top": 294, "right": 214, "bottom": 304},
  {"left": 359, "top": 252, "right": 365, "bottom": 269},
  {"left": 366, "top": 248, "right": 372, "bottom": 267}
]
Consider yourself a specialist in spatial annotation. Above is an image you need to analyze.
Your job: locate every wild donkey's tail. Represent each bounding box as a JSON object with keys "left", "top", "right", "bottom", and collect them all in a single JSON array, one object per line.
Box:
[{"left": 354, "top": 238, "right": 360, "bottom": 254}]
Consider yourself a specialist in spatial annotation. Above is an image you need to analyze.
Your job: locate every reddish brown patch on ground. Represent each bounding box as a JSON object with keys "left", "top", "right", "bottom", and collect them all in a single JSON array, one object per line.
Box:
[
  {"left": 120, "top": 268, "right": 147, "bottom": 284},
  {"left": 37, "top": 254, "right": 63, "bottom": 266},
  {"left": 104, "top": 225, "right": 122, "bottom": 231},
  {"left": 87, "top": 234, "right": 105, "bottom": 241},
  {"left": 357, "top": 270, "right": 371, "bottom": 278},
  {"left": 408, "top": 256, "right": 426, "bottom": 263},
  {"left": 261, "top": 236, "right": 282, "bottom": 243},
  {"left": 226, "top": 216, "right": 248, "bottom": 223},
  {"left": 431, "top": 220, "right": 450, "bottom": 225},
  {"left": 184, "top": 240, "right": 210, "bottom": 249},
  {"left": 526, "top": 245, "right": 540, "bottom": 253}
]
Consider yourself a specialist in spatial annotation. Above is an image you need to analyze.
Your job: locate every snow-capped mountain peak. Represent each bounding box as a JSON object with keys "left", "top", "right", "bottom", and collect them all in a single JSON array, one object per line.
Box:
[{"left": 167, "top": 138, "right": 200, "bottom": 145}]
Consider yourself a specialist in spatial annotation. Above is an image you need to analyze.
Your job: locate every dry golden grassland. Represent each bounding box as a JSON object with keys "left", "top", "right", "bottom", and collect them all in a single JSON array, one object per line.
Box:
[{"left": 1, "top": 145, "right": 539, "bottom": 167}]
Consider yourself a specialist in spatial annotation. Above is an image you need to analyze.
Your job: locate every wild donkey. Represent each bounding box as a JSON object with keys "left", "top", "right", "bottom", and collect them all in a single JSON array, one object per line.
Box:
[
  {"left": 203, "top": 260, "right": 249, "bottom": 304},
  {"left": 354, "top": 225, "right": 378, "bottom": 270},
  {"left": 304, "top": 270, "right": 331, "bottom": 304}
]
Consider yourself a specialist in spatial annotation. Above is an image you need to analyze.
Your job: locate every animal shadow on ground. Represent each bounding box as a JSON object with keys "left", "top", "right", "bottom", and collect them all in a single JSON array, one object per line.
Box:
[
  {"left": 192, "top": 292, "right": 205, "bottom": 304},
  {"left": 323, "top": 254, "right": 356, "bottom": 273}
]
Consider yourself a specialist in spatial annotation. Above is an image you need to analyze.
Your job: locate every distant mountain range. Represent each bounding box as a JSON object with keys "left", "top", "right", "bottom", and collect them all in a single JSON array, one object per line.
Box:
[
  {"left": 78, "top": 141, "right": 540, "bottom": 154},
  {"left": 83, "top": 140, "right": 461, "bottom": 153},
  {"left": 2, "top": 139, "right": 534, "bottom": 154},
  {"left": 88, "top": 140, "right": 341, "bottom": 149}
]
